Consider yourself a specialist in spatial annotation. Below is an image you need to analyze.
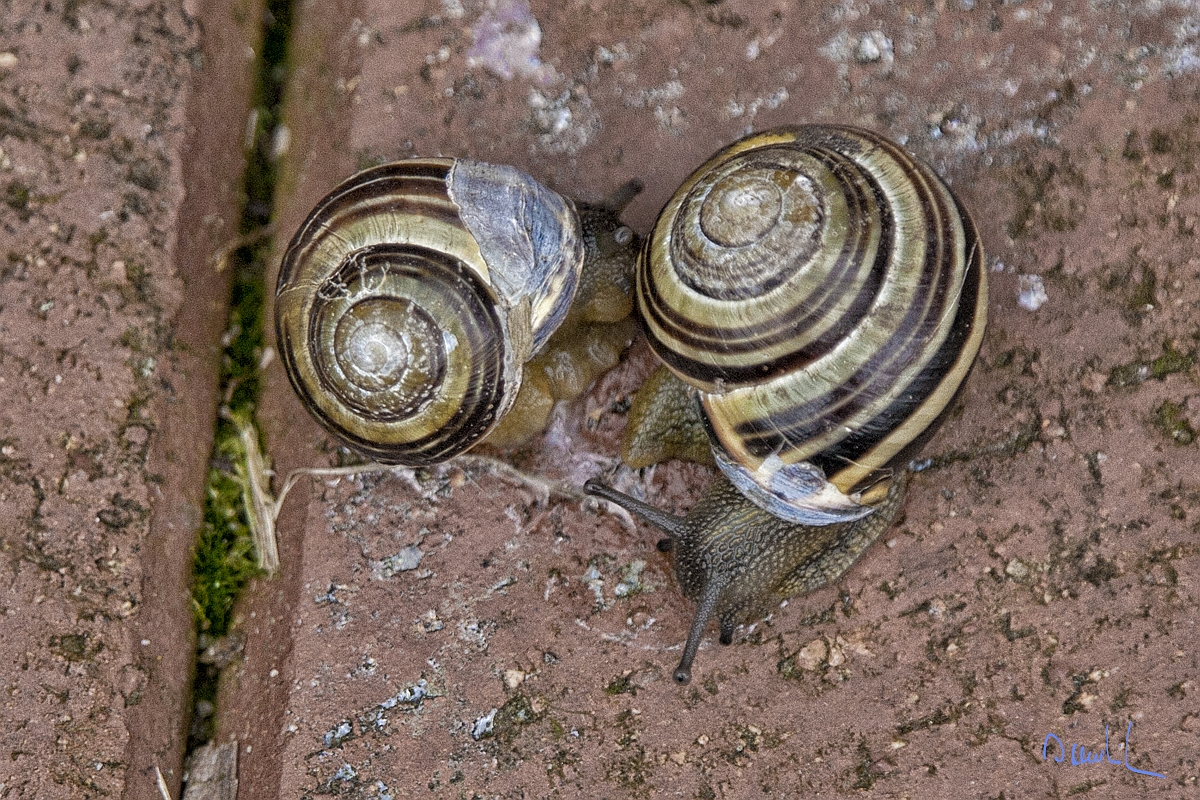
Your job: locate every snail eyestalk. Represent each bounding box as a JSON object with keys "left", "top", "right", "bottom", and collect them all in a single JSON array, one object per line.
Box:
[
  {"left": 674, "top": 580, "right": 725, "bottom": 684},
  {"left": 599, "top": 178, "right": 644, "bottom": 213},
  {"left": 584, "top": 479, "right": 689, "bottom": 540},
  {"left": 584, "top": 478, "right": 717, "bottom": 685}
]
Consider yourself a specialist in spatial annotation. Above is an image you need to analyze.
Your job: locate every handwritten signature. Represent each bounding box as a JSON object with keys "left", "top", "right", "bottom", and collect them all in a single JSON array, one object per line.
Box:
[{"left": 1042, "top": 721, "right": 1167, "bottom": 780}]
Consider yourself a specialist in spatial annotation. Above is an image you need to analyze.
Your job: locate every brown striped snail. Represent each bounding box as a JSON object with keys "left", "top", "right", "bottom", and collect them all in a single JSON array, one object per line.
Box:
[
  {"left": 585, "top": 125, "right": 987, "bottom": 684},
  {"left": 276, "top": 159, "right": 641, "bottom": 465}
]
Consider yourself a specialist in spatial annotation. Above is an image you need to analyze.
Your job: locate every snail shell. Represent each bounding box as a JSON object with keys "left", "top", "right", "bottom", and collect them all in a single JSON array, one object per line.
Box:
[
  {"left": 588, "top": 124, "right": 987, "bottom": 683},
  {"left": 637, "top": 124, "right": 987, "bottom": 522},
  {"left": 276, "top": 159, "right": 588, "bottom": 466}
]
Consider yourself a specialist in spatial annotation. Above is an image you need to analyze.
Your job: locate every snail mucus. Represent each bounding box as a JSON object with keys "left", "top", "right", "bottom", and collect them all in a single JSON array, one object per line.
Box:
[
  {"left": 276, "top": 158, "right": 642, "bottom": 465},
  {"left": 585, "top": 125, "right": 988, "bottom": 684}
]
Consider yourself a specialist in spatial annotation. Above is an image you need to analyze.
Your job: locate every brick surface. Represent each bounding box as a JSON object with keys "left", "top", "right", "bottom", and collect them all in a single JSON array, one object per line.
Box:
[
  {"left": 0, "top": 2, "right": 261, "bottom": 798},
  {"left": 229, "top": 0, "right": 1200, "bottom": 797}
]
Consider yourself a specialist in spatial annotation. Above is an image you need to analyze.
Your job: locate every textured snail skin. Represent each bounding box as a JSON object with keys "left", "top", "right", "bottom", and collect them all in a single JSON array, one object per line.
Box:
[
  {"left": 276, "top": 159, "right": 640, "bottom": 464},
  {"left": 586, "top": 471, "right": 906, "bottom": 684},
  {"left": 587, "top": 124, "right": 986, "bottom": 684},
  {"left": 485, "top": 200, "right": 641, "bottom": 447},
  {"left": 621, "top": 364, "right": 714, "bottom": 469}
]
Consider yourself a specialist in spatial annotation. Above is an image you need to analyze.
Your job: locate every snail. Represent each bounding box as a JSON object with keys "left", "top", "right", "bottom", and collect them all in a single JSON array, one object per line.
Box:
[
  {"left": 585, "top": 125, "right": 987, "bottom": 684},
  {"left": 276, "top": 158, "right": 641, "bottom": 465}
]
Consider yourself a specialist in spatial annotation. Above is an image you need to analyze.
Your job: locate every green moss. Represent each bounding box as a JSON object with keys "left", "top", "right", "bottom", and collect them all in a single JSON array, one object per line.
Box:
[
  {"left": 722, "top": 724, "right": 778, "bottom": 765},
  {"left": 185, "top": 0, "right": 294, "bottom": 757},
  {"left": 49, "top": 632, "right": 90, "bottom": 661},
  {"left": 605, "top": 710, "right": 651, "bottom": 789},
  {"left": 4, "top": 180, "right": 30, "bottom": 219},
  {"left": 1150, "top": 345, "right": 1194, "bottom": 379},
  {"left": 545, "top": 747, "right": 580, "bottom": 780},
  {"left": 1082, "top": 556, "right": 1120, "bottom": 586},
  {"left": 547, "top": 717, "right": 566, "bottom": 739},
  {"left": 477, "top": 693, "right": 551, "bottom": 770},
  {"left": 1108, "top": 341, "right": 1196, "bottom": 387},
  {"left": 491, "top": 693, "right": 543, "bottom": 738},
  {"left": 852, "top": 739, "right": 876, "bottom": 790},
  {"left": 123, "top": 259, "right": 152, "bottom": 304},
  {"left": 1152, "top": 401, "right": 1196, "bottom": 446},
  {"left": 1106, "top": 363, "right": 1144, "bottom": 388},
  {"left": 191, "top": 425, "right": 262, "bottom": 636},
  {"left": 605, "top": 672, "right": 638, "bottom": 696}
]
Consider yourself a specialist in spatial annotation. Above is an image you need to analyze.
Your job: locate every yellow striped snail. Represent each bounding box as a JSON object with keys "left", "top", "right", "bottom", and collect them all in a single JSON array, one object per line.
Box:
[
  {"left": 276, "top": 159, "right": 641, "bottom": 465},
  {"left": 585, "top": 125, "right": 987, "bottom": 684}
]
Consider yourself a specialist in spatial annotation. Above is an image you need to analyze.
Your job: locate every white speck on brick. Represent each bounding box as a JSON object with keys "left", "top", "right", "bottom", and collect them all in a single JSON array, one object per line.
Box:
[
  {"left": 467, "top": 0, "right": 555, "bottom": 83},
  {"left": 1018, "top": 274, "right": 1048, "bottom": 311}
]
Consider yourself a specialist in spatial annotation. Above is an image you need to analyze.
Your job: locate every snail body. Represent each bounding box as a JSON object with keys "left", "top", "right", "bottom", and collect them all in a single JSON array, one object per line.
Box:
[
  {"left": 584, "top": 470, "right": 906, "bottom": 684},
  {"left": 586, "top": 125, "right": 986, "bottom": 683},
  {"left": 277, "top": 158, "right": 639, "bottom": 465}
]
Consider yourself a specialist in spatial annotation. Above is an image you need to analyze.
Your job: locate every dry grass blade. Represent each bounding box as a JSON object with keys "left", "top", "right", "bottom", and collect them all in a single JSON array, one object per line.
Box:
[
  {"left": 155, "top": 766, "right": 173, "bottom": 800},
  {"left": 223, "top": 410, "right": 280, "bottom": 575}
]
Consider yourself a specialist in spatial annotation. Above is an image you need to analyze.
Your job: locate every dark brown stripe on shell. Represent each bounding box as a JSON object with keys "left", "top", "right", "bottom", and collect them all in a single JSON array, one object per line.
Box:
[
  {"left": 809, "top": 199, "right": 985, "bottom": 482},
  {"left": 304, "top": 243, "right": 508, "bottom": 466},
  {"left": 640, "top": 144, "right": 893, "bottom": 386},
  {"left": 278, "top": 161, "right": 457, "bottom": 290},
  {"left": 733, "top": 164, "right": 978, "bottom": 473}
]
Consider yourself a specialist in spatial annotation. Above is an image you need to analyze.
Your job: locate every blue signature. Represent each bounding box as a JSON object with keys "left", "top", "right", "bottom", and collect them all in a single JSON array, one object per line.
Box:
[{"left": 1042, "top": 721, "right": 1167, "bottom": 780}]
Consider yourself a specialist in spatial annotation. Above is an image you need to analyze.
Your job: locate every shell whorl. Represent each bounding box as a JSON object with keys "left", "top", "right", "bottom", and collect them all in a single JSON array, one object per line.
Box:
[
  {"left": 638, "top": 125, "right": 987, "bottom": 514},
  {"left": 276, "top": 158, "right": 584, "bottom": 465}
]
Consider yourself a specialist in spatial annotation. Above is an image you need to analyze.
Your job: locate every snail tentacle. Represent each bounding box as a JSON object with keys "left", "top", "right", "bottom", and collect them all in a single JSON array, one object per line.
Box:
[
  {"left": 674, "top": 580, "right": 726, "bottom": 684},
  {"left": 583, "top": 479, "right": 690, "bottom": 541},
  {"left": 586, "top": 468, "right": 910, "bottom": 685}
]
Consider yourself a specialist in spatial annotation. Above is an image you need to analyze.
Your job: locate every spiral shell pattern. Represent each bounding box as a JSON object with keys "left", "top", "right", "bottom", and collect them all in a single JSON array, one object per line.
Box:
[
  {"left": 276, "top": 159, "right": 583, "bottom": 465},
  {"left": 639, "top": 125, "right": 987, "bottom": 499}
]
